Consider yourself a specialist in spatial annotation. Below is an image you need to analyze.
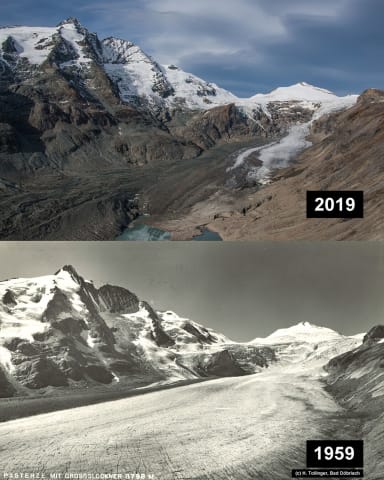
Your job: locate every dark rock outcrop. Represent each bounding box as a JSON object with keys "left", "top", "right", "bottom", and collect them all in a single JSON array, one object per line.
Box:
[
  {"left": 2, "top": 289, "right": 17, "bottom": 306},
  {"left": 183, "top": 322, "right": 218, "bottom": 345},
  {"left": 363, "top": 325, "right": 384, "bottom": 344},
  {"left": 200, "top": 350, "right": 247, "bottom": 377},
  {"left": 141, "top": 302, "right": 175, "bottom": 348},
  {"left": 0, "top": 366, "right": 16, "bottom": 397},
  {"left": 16, "top": 357, "right": 68, "bottom": 389},
  {"left": 42, "top": 288, "right": 74, "bottom": 322},
  {"left": 84, "top": 365, "right": 114, "bottom": 384},
  {"left": 99, "top": 285, "right": 139, "bottom": 314}
]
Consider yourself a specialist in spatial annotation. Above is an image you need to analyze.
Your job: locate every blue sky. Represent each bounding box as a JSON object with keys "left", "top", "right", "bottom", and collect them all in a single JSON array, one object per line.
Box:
[{"left": 1, "top": 0, "right": 383, "bottom": 97}]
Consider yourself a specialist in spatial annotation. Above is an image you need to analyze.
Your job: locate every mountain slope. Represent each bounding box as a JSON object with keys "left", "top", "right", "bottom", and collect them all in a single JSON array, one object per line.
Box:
[
  {"left": 325, "top": 326, "right": 384, "bottom": 479},
  {"left": 0, "top": 264, "right": 369, "bottom": 402},
  {"left": 0, "top": 18, "right": 357, "bottom": 177},
  {"left": 0, "top": 265, "right": 367, "bottom": 399},
  {"left": 0, "top": 18, "right": 366, "bottom": 240},
  {"left": 202, "top": 88, "right": 384, "bottom": 240},
  {"left": 0, "top": 266, "right": 275, "bottom": 396}
]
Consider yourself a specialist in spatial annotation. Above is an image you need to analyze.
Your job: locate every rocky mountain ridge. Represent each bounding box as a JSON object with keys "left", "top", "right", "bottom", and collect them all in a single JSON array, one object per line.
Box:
[
  {"left": 0, "top": 266, "right": 274, "bottom": 396},
  {"left": 0, "top": 265, "right": 369, "bottom": 398},
  {"left": 0, "top": 17, "right": 357, "bottom": 178}
]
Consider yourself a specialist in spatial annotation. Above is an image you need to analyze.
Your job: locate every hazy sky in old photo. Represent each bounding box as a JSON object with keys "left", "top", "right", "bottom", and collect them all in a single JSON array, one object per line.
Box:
[
  {"left": 1, "top": 0, "right": 383, "bottom": 96},
  {"left": 0, "top": 242, "right": 383, "bottom": 341}
]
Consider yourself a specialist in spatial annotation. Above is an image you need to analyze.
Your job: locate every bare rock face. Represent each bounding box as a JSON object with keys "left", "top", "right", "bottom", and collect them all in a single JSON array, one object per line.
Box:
[
  {"left": 98, "top": 285, "right": 140, "bottom": 314},
  {"left": 0, "top": 366, "right": 15, "bottom": 397},
  {"left": 2, "top": 289, "right": 17, "bottom": 306},
  {"left": 141, "top": 302, "right": 175, "bottom": 348},
  {"left": 16, "top": 357, "right": 69, "bottom": 389},
  {"left": 324, "top": 329, "right": 384, "bottom": 479},
  {"left": 182, "top": 322, "right": 219, "bottom": 345},
  {"left": 363, "top": 325, "right": 384, "bottom": 344},
  {"left": 42, "top": 288, "right": 74, "bottom": 322},
  {"left": 83, "top": 365, "right": 114, "bottom": 384},
  {"left": 202, "top": 350, "right": 247, "bottom": 377},
  {"left": 176, "top": 103, "right": 269, "bottom": 149}
]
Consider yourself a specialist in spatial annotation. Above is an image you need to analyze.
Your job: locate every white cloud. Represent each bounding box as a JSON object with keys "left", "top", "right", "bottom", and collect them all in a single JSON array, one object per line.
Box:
[{"left": 79, "top": 0, "right": 352, "bottom": 92}]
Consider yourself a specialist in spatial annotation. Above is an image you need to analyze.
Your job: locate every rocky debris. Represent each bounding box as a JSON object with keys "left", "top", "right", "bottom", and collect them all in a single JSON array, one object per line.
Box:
[
  {"left": 357, "top": 88, "right": 384, "bottom": 105},
  {"left": 226, "top": 344, "right": 276, "bottom": 373},
  {"left": 52, "top": 317, "right": 88, "bottom": 336},
  {"left": 174, "top": 103, "right": 270, "bottom": 150}
]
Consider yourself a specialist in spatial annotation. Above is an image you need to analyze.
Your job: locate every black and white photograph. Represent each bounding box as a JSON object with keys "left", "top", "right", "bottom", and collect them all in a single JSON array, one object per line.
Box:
[{"left": 0, "top": 242, "right": 383, "bottom": 479}]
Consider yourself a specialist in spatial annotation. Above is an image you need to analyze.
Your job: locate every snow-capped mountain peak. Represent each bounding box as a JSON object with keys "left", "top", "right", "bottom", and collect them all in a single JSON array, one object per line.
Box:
[
  {"left": 250, "top": 82, "right": 337, "bottom": 103},
  {"left": 252, "top": 322, "right": 342, "bottom": 345},
  {"left": 0, "top": 19, "right": 357, "bottom": 119},
  {"left": 57, "top": 17, "right": 82, "bottom": 28}
]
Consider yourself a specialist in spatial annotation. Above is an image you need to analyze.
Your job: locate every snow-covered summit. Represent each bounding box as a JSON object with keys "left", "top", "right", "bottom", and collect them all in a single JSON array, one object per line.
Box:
[
  {"left": 0, "top": 19, "right": 357, "bottom": 116},
  {"left": 250, "top": 82, "right": 339, "bottom": 103},
  {"left": 101, "top": 37, "right": 237, "bottom": 109},
  {"left": 252, "top": 321, "right": 345, "bottom": 345},
  {"left": 57, "top": 17, "right": 82, "bottom": 28}
]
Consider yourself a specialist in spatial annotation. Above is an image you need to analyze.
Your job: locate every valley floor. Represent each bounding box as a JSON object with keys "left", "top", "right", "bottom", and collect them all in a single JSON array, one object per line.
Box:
[
  {"left": 0, "top": 139, "right": 263, "bottom": 241},
  {"left": 0, "top": 364, "right": 363, "bottom": 479}
]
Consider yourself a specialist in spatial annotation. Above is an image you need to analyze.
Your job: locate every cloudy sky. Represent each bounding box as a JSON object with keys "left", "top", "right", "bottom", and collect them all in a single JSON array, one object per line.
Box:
[
  {"left": 0, "top": 242, "right": 383, "bottom": 341},
  {"left": 1, "top": 0, "right": 383, "bottom": 96}
]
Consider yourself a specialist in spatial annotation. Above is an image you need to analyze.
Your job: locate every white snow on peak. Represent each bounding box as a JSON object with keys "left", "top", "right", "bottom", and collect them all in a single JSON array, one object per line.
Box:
[
  {"left": 0, "top": 26, "right": 58, "bottom": 65},
  {"left": 0, "top": 21, "right": 91, "bottom": 68},
  {"left": 58, "top": 22, "right": 91, "bottom": 67},
  {"left": 250, "top": 82, "right": 338, "bottom": 103},
  {"left": 161, "top": 64, "right": 237, "bottom": 110},
  {"left": 158, "top": 310, "right": 232, "bottom": 346},
  {"left": 0, "top": 270, "right": 83, "bottom": 346},
  {"left": 0, "top": 22, "right": 358, "bottom": 120},
  {"left": 102, "top": 37, "right": 135, "bottom": 64},
  {"left": 102, "top": 37, "right": 237, "bottom": 110},
  {"left": 252, "top": 322, "right": 343, "bottom": 345}
]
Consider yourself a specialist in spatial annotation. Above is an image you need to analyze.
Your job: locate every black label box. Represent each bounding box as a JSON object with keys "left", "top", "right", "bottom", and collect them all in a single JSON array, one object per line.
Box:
[
  {"left": 306, "top": 191, "right": 364, "bottom": 218},
  {"left": 307, "top": 440, "right": 364, "bottom": 469}
]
